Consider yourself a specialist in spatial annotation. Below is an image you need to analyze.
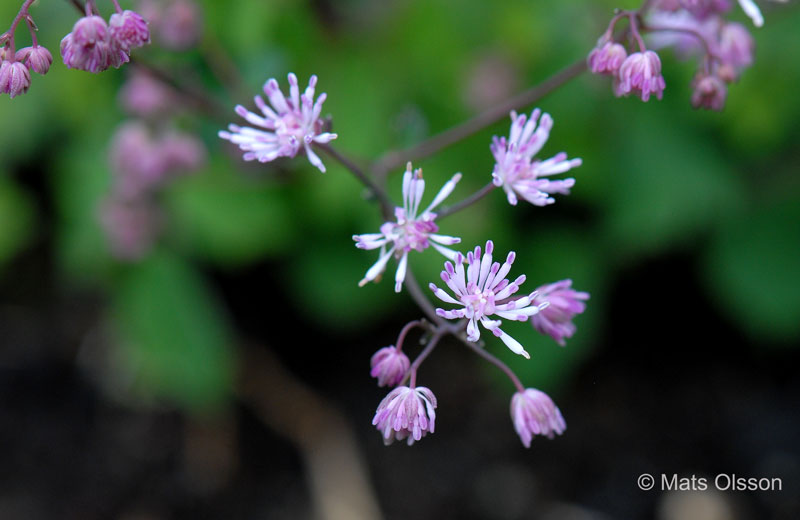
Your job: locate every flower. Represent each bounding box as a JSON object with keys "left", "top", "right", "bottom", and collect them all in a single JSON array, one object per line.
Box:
[
  {"left": 354, "top": 163, "right": 462, "bottom": 292},
  {"left": 491, "top": 109, "right": 582, "bottom": 207},
  {"left": 691, "top": 72, "right": 728, "bottom": 110},
  {"left": 373, "top": 386, "right": 437, "bottom": 445},
  {"left": 218, "top": 72, "right": 338, "bottom": 172},
  {"left": 99, "top": 195, "right": 161, "bottom": 260},
  {"left": 587, "top": 39, "right": 628, "bottom": 75},
  {"left": 109, "top": 10, "right": 151, "bottom": 51},
  {"left": 15, "top": 46, "right": 53, "bottom": 75},
  {"left": 510, "top": 388, "right": 566, "bottom": 448},
  {"left": 0, "top": 61, "right": 31, "bottom": 98},
  {"left": 370, "top": 346, "right": 410, "bottom": 387},
  {"left": 718, "top": 22, "right": 754, "bottom": 72},
  {"left": 429, "top": 240, "right": 548, "bottom": 359},
  {"left": 530, "top": 279, "right": 590, "bottom": 346},
  {"left": 615, "top": 50, "right": 666, "bottom": 102},
  {"left": 119, "top": 70, "right": 175, "bottom": 116},
  {"left": 61, "top": 15, "right": 113, "bottom": 73}
]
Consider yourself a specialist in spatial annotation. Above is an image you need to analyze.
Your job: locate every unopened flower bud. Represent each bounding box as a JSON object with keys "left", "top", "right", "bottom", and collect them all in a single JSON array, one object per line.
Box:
[
  {"left": 0, "top": 60, "right": 31, "bottom": 98},
  {"left": 615, "top": 50, "right": 666, "bottom": 102},
  {"left": 16, "top": 45, "right": 53, "bottom": 75},
  {"left": 588, "top": 40, "right": 628, "bottom": 76},
  {"left": 370, "top": 346, "right": 410, "bottom": 387},
  {"left": 691, "top": 73, "right": 727, "bottom": 110},
  {"left": 373, "top": 386, "right": 437, "bottom": 445},
  {"left": 510, "top": 388, "right": 566, "bottom": 448},
  {"left": 109, "top": 10, "right": 151, "bottom": 51}
]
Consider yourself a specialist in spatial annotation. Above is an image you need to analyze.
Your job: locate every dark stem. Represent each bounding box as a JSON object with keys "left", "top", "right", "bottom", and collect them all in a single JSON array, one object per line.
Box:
[
  {"left": 406, "top": 331, "right": 444, "bottom": 388},
  {"left": 395, "top": 319, "right": 423, "bottom": 353},
  {"left": 437, "top": 181, "right": 496, "bottom": 219},
  {"left": 316, "top": 143, "right": 394, "bottom": 220},
  {"left": 460, "top": 339, "right": 525, "bottom": 393},
  {"left": 372, "top": 59, "right": 587, "bottom": 177},
  {"left": 402, "top": 268, "right": 440, "bottom": 324}
]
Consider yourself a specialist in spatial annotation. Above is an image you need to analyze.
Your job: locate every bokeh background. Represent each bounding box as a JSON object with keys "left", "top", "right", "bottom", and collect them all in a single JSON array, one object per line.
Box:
[{"left": 1, "top": 0, "right": 799, "bottom": 518}]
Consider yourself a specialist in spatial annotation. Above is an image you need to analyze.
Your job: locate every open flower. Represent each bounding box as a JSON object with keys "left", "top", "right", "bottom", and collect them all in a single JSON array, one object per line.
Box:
[
  {"left": 491, "top": 109, "right": 582, "bottom": 207},
  {"left": 218, "top": 73, "right": 337, "bottom": 172},
  {"left": 354, "top": 163, "right": 462, "bottom": 292},
  {"left": 429, "top": 241, "right": 548, "bottom": 359},
  {"left": 373, "top": 386, "right": 437, "bottom": 445},
  {"left": 510, "top": 388, "right": 566, "bottom": 447},
  {"left": 530, "top": 279, "right": 589, "bottom": 346}
]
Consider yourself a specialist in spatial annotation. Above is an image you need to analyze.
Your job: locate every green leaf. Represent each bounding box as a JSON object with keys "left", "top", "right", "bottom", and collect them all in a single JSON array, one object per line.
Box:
[
  {"left": 703, "top": 202, "right": 800, "bottom": 344},
  {"left": 112, "top": 253, "right": 235, "bottom": 413},
  {"left": 165, "top": 164, "right": 295, "bottom": 266}
]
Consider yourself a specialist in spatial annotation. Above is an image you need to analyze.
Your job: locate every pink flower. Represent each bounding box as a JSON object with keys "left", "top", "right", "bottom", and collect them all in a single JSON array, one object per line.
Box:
[
  {"left": 354, "top": 163, "right": 462, "bottom": 292},
  {"left": 615, "top": 50, "right": 666, "bottom": 102},
  {"left": 530, "top": 279, "right": 589, "bottom": 346},
  {"left": 15, "top": 46, "right": 53, "bottom": 75},
  {"left": 587, "top": 39, "right": 628, "bottom": 75},
  {"left": 370, "top": 346, "right": 410, "bottom": 387},
  {"left": 219, "top": 73, "right": 338, "bottom": 172},
  {"left": 429, "top": 241, "right": 549, "bottom": 359},
  {"left": 511, "top": 388, "right": 566, "bottom": 447},
  {"left": 0, "top": 61, "right": 31, "bottom": 98},
  {"left": 119, "top": 71, "right": 175, "bottom": 116},
  {"left": 159, "top": 0, "right": 202, "bottom": 50},
  {"left": 373, "top": 386, "right": 437, "bottom": 445},
  {"left": 491, "top": 109, "right": 581, "bottom": 207},
  {"left": 109, "top": 10, "right": 151, "bottom": 51},
  {"left": 718, "top": 22, "right": 754, "bottom": 72},
  {"left": 691, "top": 73, "right": 728, "bottom": 110},
  {"left": 61, "top": 15, "right": 113, "bottom": 73},
  {"left": 161, "top": 132, "right": 207, "bottom": 173}
]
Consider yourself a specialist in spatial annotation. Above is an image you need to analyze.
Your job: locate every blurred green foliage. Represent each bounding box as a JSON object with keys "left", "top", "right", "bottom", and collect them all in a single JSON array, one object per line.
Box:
[{"left": 1, "top": 0, "right": 798, "bottom": 412}]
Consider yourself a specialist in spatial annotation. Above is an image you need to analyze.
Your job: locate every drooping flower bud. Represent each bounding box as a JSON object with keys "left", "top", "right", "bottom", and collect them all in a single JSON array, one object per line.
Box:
[
  {"left": 15, "top": 45, "right": 53, "bottom": 75},
  {"left": 373, "top": 386, "right": 437, "bottom": 445},
  {"left": 0, "top": 60, "right": 31, "bottom": 98},
  {"left": 510, "top": 388, "right": 566, "bottom": 448},
  {"left": 615, "top": 50, "right": 666, "bottom": 102},
  {"left": 691, "top": 73, "right": 728, "bottom": 110},
  {"left": 588, "top": 40, "right": 628, "bottom": 76},
  {"left": 530, "top": 279, "right": 589, "bottom": 346},
  {"left": 370, "top": 346, "right": 410, "bottom": 387},
  {"left": 109, "top": 10, "right": 151, "bottom": 51}
]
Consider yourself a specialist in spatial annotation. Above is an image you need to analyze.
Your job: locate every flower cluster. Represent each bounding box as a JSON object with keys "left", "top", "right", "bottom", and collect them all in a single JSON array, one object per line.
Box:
[
  {"left": 0, "top": 4, "right": 52, "bottom": 98},
  {"left": 354, "top": 163, "right": 462, "bottom": 292},
  {"left": 219, "top": 73, "right": 338, "bottom": 173},
  {"left": 101, "top": 62, "right": 204, "bottom": 260},
  {"left": 588, "top": 0, "right": 768, "bottom": 110},
  {"left": 61, "top": 5, "right": 150, "bottom": 74},
  {"left": 491, "top": 109, "right": 582, "bottom": 207}
]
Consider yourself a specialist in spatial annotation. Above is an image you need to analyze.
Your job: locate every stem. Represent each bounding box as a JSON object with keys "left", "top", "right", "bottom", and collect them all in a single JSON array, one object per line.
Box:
[
  {"left": 3, "top": 0, "right": 37, "bottom": 57},
  {"left": 460, "top": 339, "right": 525, "bottom": 393},
  {"left": 394, "top": 319, "right": 423, "bottom": 353},
  {"left": 316, "top": 143, "right": 395, "bottom": 220},
  {"left": 407, "top": 331, "right": 444, "bottom": 388},
  {"left": 402, "top": 268, "right": 440, "bottom": 324},
  {"left": 437, "top": 181, "right": 496, "bottom": 219},
  {"left": 641, "top": 24, "right": 722, "bottom": 62},
  {"left": 628, "top": 12, "right": 647, "bottom": 53},
  {"left": 25, "top": 16, "right": 37, "bottom": 46},
  {"left": 111, "top": 0, "right": 122, "bottom": 13},
  {"left": 372, "top": 59, "right": 587, "bottom": 176}
]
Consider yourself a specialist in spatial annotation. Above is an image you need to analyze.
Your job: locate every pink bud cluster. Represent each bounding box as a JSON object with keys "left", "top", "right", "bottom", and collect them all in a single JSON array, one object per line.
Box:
[
  {"left": 588, "top": 34, "right": 666, "bottom": 103},
  {"left": 0, "top": 5, "right": 53, "bottom": 98},
  {"left": 588, "top": 1, "right": 758, "bottom": 110},
  {"left": 61, "top": 7, "right": 149, "bottom": 74},
  {"left": 101, "top": 62, "right": 203, "bottom": 260}
]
